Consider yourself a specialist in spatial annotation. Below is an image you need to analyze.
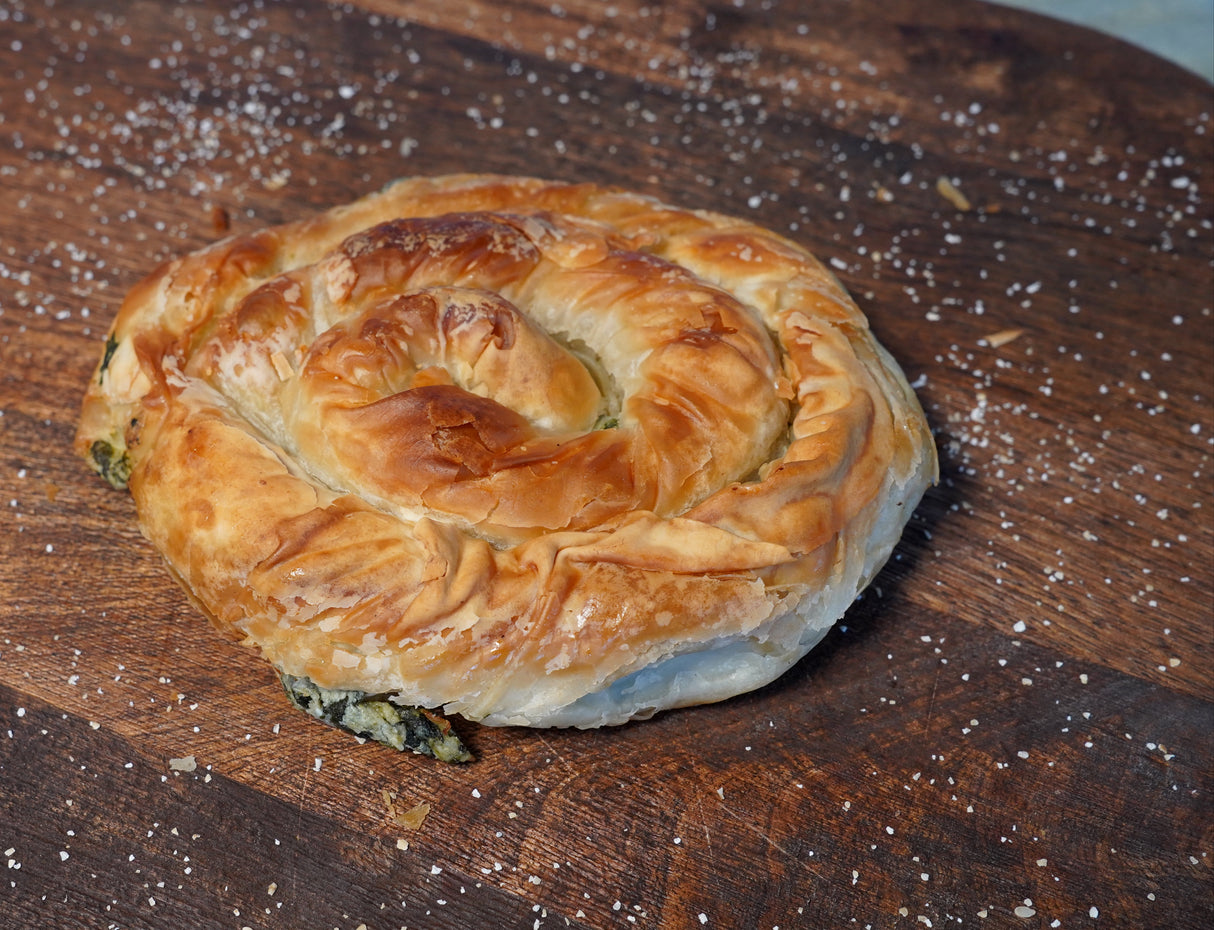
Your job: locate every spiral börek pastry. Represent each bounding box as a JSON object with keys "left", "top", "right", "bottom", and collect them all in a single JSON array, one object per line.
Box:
[{"left": 77, "top": 174, "right": 936, "bottom": 729}]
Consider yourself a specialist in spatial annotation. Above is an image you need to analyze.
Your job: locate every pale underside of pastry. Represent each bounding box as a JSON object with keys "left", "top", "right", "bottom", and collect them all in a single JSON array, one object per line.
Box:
[{"left": 77, "top": 174, "right": 937, "bottom": 733}]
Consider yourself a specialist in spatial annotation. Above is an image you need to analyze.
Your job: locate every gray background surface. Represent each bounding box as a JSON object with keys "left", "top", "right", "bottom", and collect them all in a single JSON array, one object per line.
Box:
[{"left": 999, "top": 0, "right": 1213, "bottom": 81}]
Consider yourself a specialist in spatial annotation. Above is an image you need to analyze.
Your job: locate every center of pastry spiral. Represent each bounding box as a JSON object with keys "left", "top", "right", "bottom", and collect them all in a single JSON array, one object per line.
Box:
[{"left": 192, "top": 211, "right": 790, "bottom": 543}]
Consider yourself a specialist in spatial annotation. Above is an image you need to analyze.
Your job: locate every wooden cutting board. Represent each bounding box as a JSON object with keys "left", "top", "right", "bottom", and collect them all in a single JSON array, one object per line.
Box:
[{"left": 1, "top": 1, "right": 1210, "bottom": 927}]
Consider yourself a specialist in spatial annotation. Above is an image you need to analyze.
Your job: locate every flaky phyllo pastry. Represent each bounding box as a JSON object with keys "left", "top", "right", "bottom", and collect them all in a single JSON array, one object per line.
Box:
[{"left": 77, "top": 174, "right": 937, "bottom": 760}]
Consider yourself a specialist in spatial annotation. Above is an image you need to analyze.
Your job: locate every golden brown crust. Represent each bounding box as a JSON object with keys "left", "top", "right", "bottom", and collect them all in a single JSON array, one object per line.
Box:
[{"left": 77, "top": 174, "right": 937, "bottom": 727}]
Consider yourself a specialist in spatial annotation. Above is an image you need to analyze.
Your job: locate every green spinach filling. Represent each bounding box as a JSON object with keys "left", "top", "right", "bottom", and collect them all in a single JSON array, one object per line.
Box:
[
  {"left": 280, "top": 673, "right": 473, "bottom": 763},
  {"left": 89, "top": 439, "right": 132, "bottom": 490}
]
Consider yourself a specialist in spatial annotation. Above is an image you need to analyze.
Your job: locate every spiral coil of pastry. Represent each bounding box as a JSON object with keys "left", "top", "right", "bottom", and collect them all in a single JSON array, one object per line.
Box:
[{"left": 78, "top": 174, "right": 936, "bottom": 728}]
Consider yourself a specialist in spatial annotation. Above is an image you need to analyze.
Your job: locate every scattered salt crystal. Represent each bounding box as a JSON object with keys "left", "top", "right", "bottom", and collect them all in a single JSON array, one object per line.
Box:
[{"left": 168, "top": 755, "right": 196, "bottom": 772}]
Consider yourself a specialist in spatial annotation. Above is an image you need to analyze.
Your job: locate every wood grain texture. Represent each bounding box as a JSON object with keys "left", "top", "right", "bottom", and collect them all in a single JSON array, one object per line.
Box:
[{"left": 1, "top": 0, "right": 1210, "bottom": 927}]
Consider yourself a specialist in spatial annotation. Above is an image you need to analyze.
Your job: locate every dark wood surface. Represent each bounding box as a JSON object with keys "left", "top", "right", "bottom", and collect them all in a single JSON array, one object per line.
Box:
[{"left": 1, "top": 1, "right": 1211, "bottom": 927}]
